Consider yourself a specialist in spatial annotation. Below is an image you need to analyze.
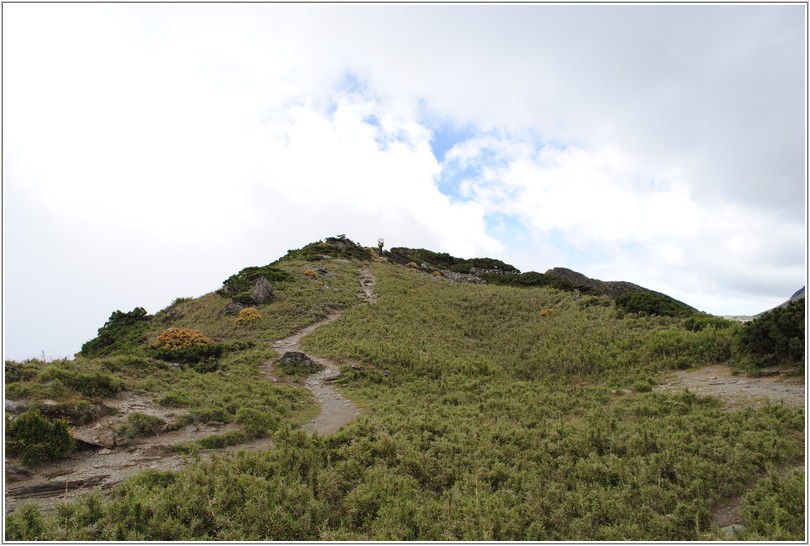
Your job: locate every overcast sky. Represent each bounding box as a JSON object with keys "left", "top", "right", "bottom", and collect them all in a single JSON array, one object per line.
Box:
[{"left": 4, "top": 3, "right": 806, "bottom": 361}]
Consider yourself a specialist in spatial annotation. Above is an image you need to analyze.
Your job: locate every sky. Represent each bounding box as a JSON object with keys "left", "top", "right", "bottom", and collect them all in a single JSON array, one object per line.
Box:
[{"left": 3, "top": 3, "right": 806, "bottom": 361}]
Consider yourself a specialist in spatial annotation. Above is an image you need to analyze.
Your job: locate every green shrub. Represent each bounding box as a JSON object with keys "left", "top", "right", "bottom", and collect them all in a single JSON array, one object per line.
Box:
[
  {"left": 5, "top": 502, "right": 45, "bottom": 540},
  {"left": 194, "top": 430, "right": 248, "bottom": 450},
  {"left": 216, "top": 264, "right": 292, "bottom": 300},
  {"left": 158, "top": 391, "right": 189, "bottom": 407},
  {"left": 38, "top": 366, "right": 124, "bottom": 397},
  {"left": 5, "top": 360, "right": 41, "bottom": 383},
  {"left": 616, "top": 290, "right": 694, "bottom": 317},
  {"left": 6, "top": 410, "right": 74, "bottom": 466},
  {"left": 32, "top": 399, "right": 101, "bottom": 425},
  {"left": 739, "top": 468, "right": 804, "bottom": 540},
  {"left": 80, "top": 307, "right": 152, "bottom": 357},
  {"left": 125, "top": 412, "right": 167, "bottom": 437},
  {"left": 683, "top": 315, "right": 732, "bottom": 332},
  {"left": 284, "top": 235, "right": 373, "bottom": 262},
  {"left": 235, "top": 407, "right": 278, "bottom": 438},
  {"left": 98, "top": 354, "right": 152, "bottom": 372},
  {"left": 736, "top": 299, "right": 804, "bottom": 369}
]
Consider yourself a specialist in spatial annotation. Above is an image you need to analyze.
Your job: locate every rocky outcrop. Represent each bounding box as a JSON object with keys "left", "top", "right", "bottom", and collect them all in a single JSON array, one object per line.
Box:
[
  {"left": 72, "top": 429, "right": 128, "bottom": 449},
  {"left": 5, "top": 399, "right": 27, "bottom": 414},
  {"left": 277, "top": 351, "right": 323, "bottom": 375},
  {"left": 440, "top": 270, "right": 486, "bottom": 284},
  {"left": 251, "top": 277, "right": 274, "bottom": 304},
  {"left": 217, "top": 301, "right": 246, "bottom": 317}
]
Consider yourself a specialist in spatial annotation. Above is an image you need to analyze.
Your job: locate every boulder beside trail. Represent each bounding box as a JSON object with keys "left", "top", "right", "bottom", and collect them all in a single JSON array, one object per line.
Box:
[{"left": 277, "top": 351, "right": 324, "bottom": 375}]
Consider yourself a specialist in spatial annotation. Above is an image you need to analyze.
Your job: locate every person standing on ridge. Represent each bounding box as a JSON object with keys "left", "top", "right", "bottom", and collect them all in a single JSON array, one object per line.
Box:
[{"left": 377, "top": 238, "right": 384, "bottom": 255}]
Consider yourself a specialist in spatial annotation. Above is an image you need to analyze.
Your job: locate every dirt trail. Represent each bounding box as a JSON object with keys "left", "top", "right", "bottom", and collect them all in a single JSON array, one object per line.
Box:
[
  {"left": 6, "top": 266, "right": 377, "bottom": 514},
  {"left": 655, "top": 364, "right": 804, "bottom": 409},
  {"left": 269, "top": 266, "right": 376, "bottom": 435}
]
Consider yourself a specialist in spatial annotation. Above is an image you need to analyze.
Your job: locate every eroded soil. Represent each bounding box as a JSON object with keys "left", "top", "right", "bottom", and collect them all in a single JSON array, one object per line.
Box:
[
  {"left": 5, "top": 267, "right": 376, "bottom": 514},
  {"left": 655, "top": 364, "right": 804, "bottom": 410}
]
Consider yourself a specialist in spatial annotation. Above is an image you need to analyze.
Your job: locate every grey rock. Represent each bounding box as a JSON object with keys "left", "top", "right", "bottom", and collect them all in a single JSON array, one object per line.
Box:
[
  {"left": 97, "top": 431, "right": 118, "bottom": 448},
  {"left": 217, "top": 301, "right": 246, "bottom": 317},
  {"left": 5, "top": 399, "right": 27, "bottom": 414},
  {"left": 6, "top": 465, "right": 32, "bottom": 482},
  {"left": 251, "top": 277, "right": 274, "bottom": 304},
  {"left": 441, "top": 270, "right": 486, "bottom": 284},
  {"left": 277, "top": 351, "right": 323, "bottom": 374},
  {"left": 98, "top": 448, "right": 112, "bottom": 455},
  {"left": 720, "top": 524, "right": 746, "bottom": 538}
]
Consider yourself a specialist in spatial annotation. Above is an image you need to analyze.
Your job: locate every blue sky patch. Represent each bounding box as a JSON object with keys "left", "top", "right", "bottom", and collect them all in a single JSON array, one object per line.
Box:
[
  {"left": 430, "top": 121, "right": 477, "bottom": 163},
  {"left": 484, "top": 213, "right": 529, "bottom": 243}
]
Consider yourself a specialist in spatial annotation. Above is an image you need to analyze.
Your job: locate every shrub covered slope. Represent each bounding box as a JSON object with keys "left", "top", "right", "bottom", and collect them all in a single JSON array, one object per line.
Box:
[{"left": 5, "top": 237, "right": 804, "bottom": 541}]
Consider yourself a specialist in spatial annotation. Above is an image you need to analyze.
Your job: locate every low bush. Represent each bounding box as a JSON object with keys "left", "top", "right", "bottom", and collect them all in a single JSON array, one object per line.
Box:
[
  {"left": 80, "top": 307, "right": 152, "bottom": 358},
  {"left": 125, "top": 412, "right": 167, "bottom": 437},
  {"left": 5, "top": 502, "right": 45, "bottom": 540},
  {"left": 235, "top": 407, "right": 278, "bottom": 437},
  {"left": 736, "top": 299, "right": 804, "bottom": 370},
  {"left": 388, "top": 248, "right": 518, "bottom": 276},
  {"left": 5, "top": 360, "right": 41, "bottom": 383},
  {"left": 683, "top": 315, "right": 733, "bottom": 332},
  {"left": 151, "top": 328, "right": 223, "bottom": 366},
  {"left": 216, "top": 265, "right": 292, "bottom": 300},
  {"left": 32, "top": 399, "right": 102, "bottom": 425},
  {"left": 235, "top": 308, "right": 263, "bottom": 325},
  {"left": 38, "top": 366, "right": 124, "bottom": 397},
  {"left": 738, "top": 468, "right": 804, "bottom": 540},
  {"left": 283, "top": 235, "right": 374, "bottom": 262},
  {"left": 158, "top": 391, "right": 189, "bottom": 407},
  {"left": 616, "top": 290, "right": 694, "bottom": 317},
  {"left": 6, "top": 410, "right": 74, "bottom": 466}
]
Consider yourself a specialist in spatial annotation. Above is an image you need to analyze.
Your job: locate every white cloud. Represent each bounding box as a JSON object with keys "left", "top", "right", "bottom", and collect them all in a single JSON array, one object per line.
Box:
[{"left": 3, "top": 3, "right": 805, "bottom": 359}]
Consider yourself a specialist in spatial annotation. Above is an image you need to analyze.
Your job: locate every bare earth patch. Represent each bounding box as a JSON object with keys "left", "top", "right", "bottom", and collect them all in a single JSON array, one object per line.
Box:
[
  {"left": 5, "top": 400, "right": 237, "bottom": 514},
  {"left": 655, "top": 364, "right": 805, "bottom": 410}
]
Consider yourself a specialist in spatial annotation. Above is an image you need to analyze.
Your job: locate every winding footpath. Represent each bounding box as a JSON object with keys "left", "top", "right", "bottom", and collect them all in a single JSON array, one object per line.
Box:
[
  {"left": 5, "top": 266, "right": 376, "bottom": 514},
  {"left": 269, "top": 265, "right": 375, "bottom": 435}
]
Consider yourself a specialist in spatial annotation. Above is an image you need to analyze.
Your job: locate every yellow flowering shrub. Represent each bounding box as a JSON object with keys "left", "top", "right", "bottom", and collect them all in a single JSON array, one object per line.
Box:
[
  {"left": 236, "top": 307, "right": 263, "bottom": 325},
  {"left": 151, "top": 327, "right": 222, "bottom": 367},
  {"left": 407, "top": 262, "right": 418, "bottom": 268},
  {"left": 432, "top": 270, "right": 443, "bottom": 277},
  {"left": 153, "top": 328, "right": 215, "bottom": 350},
  {"left": 304, "top": 269, "right": 318, "bottom": 278},
  {"left": 539, "top": 308, "right": 553, "bottom": 317}
]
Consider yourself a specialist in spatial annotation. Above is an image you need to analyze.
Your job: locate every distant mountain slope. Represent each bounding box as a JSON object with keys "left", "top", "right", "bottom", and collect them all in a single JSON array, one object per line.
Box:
[
  {"left": 723, "top": 286, "right": 805, "bottom": 322},
  {"left": 386, "top": 246, "right": 697, "bottom": 312},
  {"left": 544, "top": 267, "right": 648, "bottom": 299},
  {"left": 788, "top": 286, "right": 805, "bottom": 302},
  {"left": 758, "top": 285, "right": 806, "bottom": 317}
]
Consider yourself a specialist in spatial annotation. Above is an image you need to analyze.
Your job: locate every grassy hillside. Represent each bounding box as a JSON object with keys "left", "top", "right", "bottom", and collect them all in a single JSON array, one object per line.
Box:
[{"left": 5, "top": 239, "right": 805, "bottom": 540}]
